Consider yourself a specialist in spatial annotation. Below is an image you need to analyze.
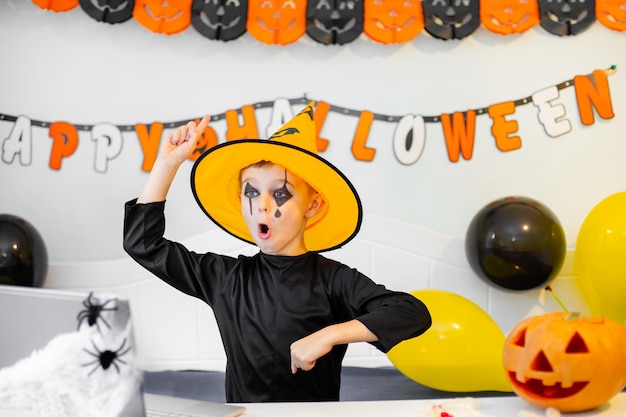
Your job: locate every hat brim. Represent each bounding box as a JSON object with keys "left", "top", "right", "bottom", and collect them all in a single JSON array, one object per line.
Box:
[{"left": 191, "top": 139, "right": 362, "bottom": 252}]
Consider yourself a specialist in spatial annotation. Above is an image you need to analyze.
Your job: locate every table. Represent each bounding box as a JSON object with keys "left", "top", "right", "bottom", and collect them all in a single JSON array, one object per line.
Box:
[{"left": 234, "top": 393, "right": 626, "bottom": 417}]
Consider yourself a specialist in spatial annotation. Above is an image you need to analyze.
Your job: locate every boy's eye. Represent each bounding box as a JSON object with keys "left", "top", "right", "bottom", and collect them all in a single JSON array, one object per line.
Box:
[
  {"left": 244, "top": 183, "right": 259, "bottom": 198},
  {"left": 274, "top": 186, "right": 293, "bottom": 206}
]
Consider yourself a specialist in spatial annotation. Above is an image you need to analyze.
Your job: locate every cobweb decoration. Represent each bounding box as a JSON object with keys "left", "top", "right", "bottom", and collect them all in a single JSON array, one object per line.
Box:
[{"left": 0, "top": 294, "right": 142, "bottom": 417}]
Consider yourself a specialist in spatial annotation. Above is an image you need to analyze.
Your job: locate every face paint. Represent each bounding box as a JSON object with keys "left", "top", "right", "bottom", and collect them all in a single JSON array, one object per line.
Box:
[
  {"left": 275, "top": 209, "right": 282, "bottom": 218},
  {"left": 244, "top": 182, "right": 258, "bottom": 215},
  {"left": 273, "top": 170, "right": 293, "bottom": 208}
]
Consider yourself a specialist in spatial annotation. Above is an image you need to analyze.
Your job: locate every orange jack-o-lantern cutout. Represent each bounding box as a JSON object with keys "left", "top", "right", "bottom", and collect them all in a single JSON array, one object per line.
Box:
[
  {"left": 480, "top": 0, "right": 539, "bottom": 34},
  {"left": 133, "top": 0, "right": 192, "bottom": 34},
  {"left": 503, "top": 311, "right": 626, "bottom": 413},
  {"left": 32, "top": 0, "right": 79, "bottom": 11},
  {"left": 247, "top": 0, "right": 307, "bottom": 45},
  {"left": 597, "top": 0, "right": 626, "bottom": 31},
  {"left": 364, "top": 0, "right": 424, "bottom": 44}
]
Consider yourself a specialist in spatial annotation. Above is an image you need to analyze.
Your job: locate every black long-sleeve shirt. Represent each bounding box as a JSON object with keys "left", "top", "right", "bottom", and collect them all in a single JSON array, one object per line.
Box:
[{"left": 123, "top": 200, "right": 431, "bottom": 402}]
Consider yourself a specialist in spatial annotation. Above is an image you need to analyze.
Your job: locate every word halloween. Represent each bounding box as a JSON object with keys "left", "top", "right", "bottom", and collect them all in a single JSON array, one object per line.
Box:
[{"left": 0, "top": 68, "right": 615, "bottom": 173}]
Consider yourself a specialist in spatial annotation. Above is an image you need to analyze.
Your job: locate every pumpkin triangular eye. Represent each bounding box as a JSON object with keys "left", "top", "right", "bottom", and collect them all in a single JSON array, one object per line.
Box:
[
  {"left": 531, "top": 350, "right": 553, "bottom": 372},
  {"left": 512, "top": 328, "right": 527, "bottom": 347},
  {"left": 565, "top": 332, "right": 589, "bottom": 353}
]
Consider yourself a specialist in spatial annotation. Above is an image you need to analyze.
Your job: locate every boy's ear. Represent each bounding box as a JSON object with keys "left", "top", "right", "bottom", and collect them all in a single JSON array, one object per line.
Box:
[{"left": 305, "top": 193, "right": 325, "bottom": 218}]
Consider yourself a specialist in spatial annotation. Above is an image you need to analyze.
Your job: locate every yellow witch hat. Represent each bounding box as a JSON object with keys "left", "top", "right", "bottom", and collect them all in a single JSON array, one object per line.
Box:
[{"left": 190, "top": 101, "right": 362, "bottom": 252}]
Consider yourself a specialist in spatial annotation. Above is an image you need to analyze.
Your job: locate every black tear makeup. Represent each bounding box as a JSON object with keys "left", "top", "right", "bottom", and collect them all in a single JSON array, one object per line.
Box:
[
  {"left": 244, "top": 183, "right": 256, "bottom": 215},
  {"left": 273, "top": 170, "right": 293, "bottom": 210}
]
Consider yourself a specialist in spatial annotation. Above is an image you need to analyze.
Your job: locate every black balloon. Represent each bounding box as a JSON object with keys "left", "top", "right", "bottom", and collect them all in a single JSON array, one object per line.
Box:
[
  {"left": 465, "top": 197, "right": 566, "bottom": 292},
  {"left": 0, "top": 214, "right": 48, "bottom": 288}
]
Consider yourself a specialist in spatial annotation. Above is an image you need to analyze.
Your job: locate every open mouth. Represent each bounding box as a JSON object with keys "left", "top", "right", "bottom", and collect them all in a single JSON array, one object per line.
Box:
[
  {"left": 258, "top": 223, "right": 271, "bottom": 239},
  {"left": 508, "top": 372, "right": 589, "bottom": 398}
]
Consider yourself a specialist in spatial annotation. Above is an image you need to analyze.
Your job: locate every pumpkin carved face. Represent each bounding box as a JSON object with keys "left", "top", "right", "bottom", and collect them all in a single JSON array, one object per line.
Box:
[
  {"left": 133, "top": 0, "right": 192, "bottom": 34},
  {"left": 537, "top": 0, "right": 596, "bottom": 36},
  {"left": 480, "top": 0, "right": 539, "bottom": 34},
  {"left": 306, "top": 0, "right": 364, "bottom": 45},
  {"left": 596, "top": 0, "right": 626, "bottom": 31},
  {"left": 422, "top": 0, "right": 480, "bottom": 40},
  {"left": 364, "top": 0, "right": 424, "bottom": 44},
  {"left": 247, "top": 0, "right": 307, "bottom": 45},
  {"left": 191, "top": 0, "right": 249, "bottom": 41},
  {"left": 79, "top": 0, "right": 134, "bottom": 23},
  {"left": 503, "top": 312, "right": 626, "bottom": 412}
]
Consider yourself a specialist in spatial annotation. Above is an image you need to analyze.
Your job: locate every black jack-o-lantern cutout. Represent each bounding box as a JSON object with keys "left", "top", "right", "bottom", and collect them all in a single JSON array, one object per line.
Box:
[
  {"left": 191, "top": 0, "right": 249, "bottom": 41},
  {"left": 596, "top": 0, "right": 626, "bottom": 31},
  {"left": 306, "top": 0, "right": 364, "bottom": 45},
  {"left": 247, "top": 0, "right": 307, "bottom": 45},
  {"left": 538, "top": 0, "right": 596, "bottom": 36},
  {"left": 422, "top": 0, "right": 480, "bottom": 40},
  {"left": 79, "top": 0, "right": 134, "bottom": 23}
]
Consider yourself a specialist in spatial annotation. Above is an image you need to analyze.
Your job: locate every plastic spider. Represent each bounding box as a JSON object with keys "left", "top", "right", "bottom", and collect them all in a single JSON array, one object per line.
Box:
[
  {"left": 82, "top": 338, "right": 131, "bottom": 376},
  {"left": 76, "top": 292, "right": 117, "bottom": 332}
]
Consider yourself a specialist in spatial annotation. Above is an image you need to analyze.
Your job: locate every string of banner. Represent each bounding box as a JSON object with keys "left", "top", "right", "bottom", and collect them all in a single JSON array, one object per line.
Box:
[
  {"left": 33, "top": 0, "right": 625, "bottom": 45},
  {"left": 0, "top": 66, "right": 617, "bottom": 173}
]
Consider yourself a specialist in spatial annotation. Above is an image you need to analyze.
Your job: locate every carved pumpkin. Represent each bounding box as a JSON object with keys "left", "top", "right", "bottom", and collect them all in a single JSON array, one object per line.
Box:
[
  {"left": 247, "top": 0, "right": 307, "bottom": 45},
  {"left": 481, "top": 0, "right": 539, "bottom": 34},
  {"left": 422, "top": 0, "right": 480, "bottom": 40},
  {"left": 191, "top": 0, "right": 249, "bottom": 41},
  {"left": 596, "top": 0, "right": 626, "bottom": 31},
  {"left": 133, "top": 0, "right": 192, "bottom": 34},
  {"left": 79, "top": 0, "right": 135, "bottom": 23},
  {"left": 537, "top": 0, "right": 596, "bottom": 36},
  {"left": 32, "top": 0, "right": 79, "bottom": 11},
  {"left": 503, "top": 311, "right": 626, "bottom": 412},
  {"left": 306, "top": 0, "right": 364, "bottom": 45},
  {"left": 363, "top": 0, "right": 424, "bottom": 44}
]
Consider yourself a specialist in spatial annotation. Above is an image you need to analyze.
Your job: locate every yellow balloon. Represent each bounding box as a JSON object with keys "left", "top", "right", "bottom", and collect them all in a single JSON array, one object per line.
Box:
[
  {"left": 387, "top": 289, "right": 512, "bottom": 392},
  {"left": 575, "top": 191, "right": 626, "bottom": 325}
]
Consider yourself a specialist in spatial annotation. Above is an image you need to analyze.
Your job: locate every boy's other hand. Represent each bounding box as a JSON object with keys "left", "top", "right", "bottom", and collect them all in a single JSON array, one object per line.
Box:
[{"left": 290, "top": 328, "right": 333, "bottom": 374}]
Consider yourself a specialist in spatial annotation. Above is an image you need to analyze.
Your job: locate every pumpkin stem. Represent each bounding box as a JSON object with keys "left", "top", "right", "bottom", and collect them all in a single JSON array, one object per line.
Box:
[{"left": 566, "top": 312, "right": 581, "bottom": 320}]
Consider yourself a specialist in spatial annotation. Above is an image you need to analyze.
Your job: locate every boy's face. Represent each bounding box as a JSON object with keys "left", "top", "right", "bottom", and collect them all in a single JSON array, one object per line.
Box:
[{"left": 239, "top": 163, "right": 323, "bottom": 256}]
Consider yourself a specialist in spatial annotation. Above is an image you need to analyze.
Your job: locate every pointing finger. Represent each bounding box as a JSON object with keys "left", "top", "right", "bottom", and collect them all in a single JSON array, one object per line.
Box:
[{"left": 196, "top": 114, "right": 211, "bottom": 133}]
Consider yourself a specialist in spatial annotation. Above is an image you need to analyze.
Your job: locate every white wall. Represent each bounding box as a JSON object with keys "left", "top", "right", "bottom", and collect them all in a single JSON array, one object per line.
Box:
[{"left": 1, "top": 1, "right": 624, "bottom": 371}]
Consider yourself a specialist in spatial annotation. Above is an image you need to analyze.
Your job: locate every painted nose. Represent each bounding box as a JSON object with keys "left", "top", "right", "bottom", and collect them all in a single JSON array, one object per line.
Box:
[{"left": 257, "top": 194, "right": 271, "bottom": 212}]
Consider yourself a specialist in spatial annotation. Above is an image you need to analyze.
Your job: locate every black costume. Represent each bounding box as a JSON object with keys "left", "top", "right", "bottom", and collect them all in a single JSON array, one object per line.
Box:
[{"left": 123, "top": 200, "right": 431, "bottom": 403}]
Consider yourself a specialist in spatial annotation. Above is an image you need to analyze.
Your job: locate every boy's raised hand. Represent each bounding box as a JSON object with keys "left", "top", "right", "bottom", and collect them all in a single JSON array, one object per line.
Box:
[
  {"left": 160, "top": 115, "right": 211, "bottom": 167},
  {"left": 137, "top": 114, "right": 211, "bottom": 204}
]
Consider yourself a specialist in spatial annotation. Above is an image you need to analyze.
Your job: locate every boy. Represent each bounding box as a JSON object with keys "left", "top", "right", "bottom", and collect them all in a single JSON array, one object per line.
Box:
[{"left": 123, "top": 102, "right": 431, "bottom": 402}]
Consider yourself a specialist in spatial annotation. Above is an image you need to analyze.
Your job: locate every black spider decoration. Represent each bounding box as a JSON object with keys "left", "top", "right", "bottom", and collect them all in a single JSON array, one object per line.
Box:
[
  {"left": 76, "top": 292, "right": 117, "bottom": 332},
  {"left": 82, "top": 338, "right": 131, "bottom": 376}
]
